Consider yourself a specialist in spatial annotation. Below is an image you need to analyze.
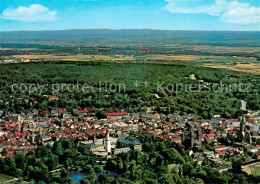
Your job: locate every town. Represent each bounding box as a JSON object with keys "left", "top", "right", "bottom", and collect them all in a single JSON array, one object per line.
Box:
[
  {"left": 1, "top": 91, "right": 260, "bottom": 182},
  {"left": 0, "top": 54, "right": 258, "bottom": 183}
]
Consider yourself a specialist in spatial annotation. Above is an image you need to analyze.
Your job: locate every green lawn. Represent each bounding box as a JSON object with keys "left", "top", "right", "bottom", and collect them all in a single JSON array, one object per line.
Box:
[{"left": 254, "top": 165, "right": 260, "bottom": 176}]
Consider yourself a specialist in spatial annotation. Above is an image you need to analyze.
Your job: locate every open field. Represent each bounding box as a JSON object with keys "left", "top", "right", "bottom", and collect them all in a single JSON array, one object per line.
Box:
[
  {"left": 255, "top": 166, "right": 260, "bottom": 176},
  {"left": 10, "top": 54, "right": 215, "bottom": 62},
  {"left": 182, "top": 45, "right": 260, "bottom": 55},
  {"left": 8, "top": 54, "right": 258, "bottom": 63},
  {"left": 203, "top": 63, "right": 260, "bottom": 74},
  {"left": 145, "top": 54, "right": 206, "bottom": 61},
  {"left": 10, "top": 54, "right": 132, "bottom": 61},
  {"left": 244, "top": 162, "right": 260, "bottom": 176}
]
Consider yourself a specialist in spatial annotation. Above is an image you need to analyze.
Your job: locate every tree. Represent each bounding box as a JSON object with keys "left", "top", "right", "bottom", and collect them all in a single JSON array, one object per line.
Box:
[
  {"left": 232, "top": 158, "right": 242, "bottom": 173},
  {"left": 105, "top": 159, "right": 117, "bottom": 172},
  {"left": 60, "top": 168, "right": 71, "bottom": 183},
  {"left": 80, "top": 178, "right": 91, "bottom": 184},
  {"left": 231, "top": 174, "right": 247, "bottom": 184},
  {"left": 5, "top": 157, "right": 16, "bottom": 176},
  {"left": 159, "top": 174, "right": 175, "bottom": 184},
  {"left": 144, "top": 178, "right": 159, "bottom": 184},
  {"left": 182, "top": 162, "right": 195, "bottom": 176},
  {"left": 96, "top": 111, "right": 106, "bottom": 119},
  {"left": 46, "top": 154, "right": 58, "bottom": 170},
  {"left": 97, "top": 175, "right": 107, "bottom": 184},
  {"left": 2, "top": 148, "right": 7, "bottom": 156},
  {"left": 14, "top": 153, "right": 27, "bottom": 170},
  {"left": 83, "top": 164, "right": 95, "bottom": 175},
  {"left": 94, "top": 165, "right": 103, "bottom": 173}
]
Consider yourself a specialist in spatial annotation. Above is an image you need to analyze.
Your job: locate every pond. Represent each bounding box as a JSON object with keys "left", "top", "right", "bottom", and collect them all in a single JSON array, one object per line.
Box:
[
  {"left": 68, "top": 171, "right": 123, "bottom": 183},
  {"left": 68, "top": 171, "right": 87, "bottom": 183}
]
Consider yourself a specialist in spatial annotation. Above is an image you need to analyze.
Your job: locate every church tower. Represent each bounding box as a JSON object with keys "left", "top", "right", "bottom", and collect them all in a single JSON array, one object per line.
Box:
[
  {"left": 190, "top": 124, "right": 195, "bottom": 149},
  {"left": 239, "top": 115, "right": 246, "bottom": 142},
  {"left": 105, "top": 131, "right": 111, "bottom": 153}
]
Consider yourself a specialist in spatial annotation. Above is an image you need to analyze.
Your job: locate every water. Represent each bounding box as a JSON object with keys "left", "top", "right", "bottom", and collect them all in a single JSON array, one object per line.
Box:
[
  {"left": 68, "top": 171, "right": 87, "bottom": 183},
  {"left": 68, "top": 171, "right": 122, "bottom": 183}
]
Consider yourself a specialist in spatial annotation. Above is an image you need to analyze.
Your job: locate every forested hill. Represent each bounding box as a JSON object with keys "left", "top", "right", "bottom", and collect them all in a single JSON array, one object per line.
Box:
[{"left": 0, "top": 29, "right": 260, "bottom": 47}]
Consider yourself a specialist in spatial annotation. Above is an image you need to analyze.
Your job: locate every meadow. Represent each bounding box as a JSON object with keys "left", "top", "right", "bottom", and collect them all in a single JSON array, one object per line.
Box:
[{"left": 203, "top": 63, "right": 260, "bottom": 74}]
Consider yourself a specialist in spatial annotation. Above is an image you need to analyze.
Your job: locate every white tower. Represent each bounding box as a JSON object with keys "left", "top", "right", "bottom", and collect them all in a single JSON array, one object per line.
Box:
[{"left": 105, "top": 131, "right": 111, "bottom": 153}]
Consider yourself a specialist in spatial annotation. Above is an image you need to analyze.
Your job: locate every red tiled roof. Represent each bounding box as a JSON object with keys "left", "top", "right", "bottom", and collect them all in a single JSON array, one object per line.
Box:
[
  {"left": 207, "top": 134, "right": 215, "bottom": 137},
  {"left": 48, "top": 95, "right": 58, "bottom": 100},
  {"left": 227, "top": 119, "right": 239, "bottom": 122},
  {"left": 248, "top": 118, "right": 256, "bottom": 122},
  {"left": 165, "top": 134, "right": 171, "bottom": 138},
  {"left": 59, "top": 108, "right": 67, "bottom": 113},
  {"left": 43, "top": 110, "right": 49, "bottom": 115},
  {"left": 171, "top": 137, "right": 182, "bottom": 142},
  {"left": 201, "top": 134, "right": 206, "bottom": 138},
  {"left": 23, "top": 150, "right": 30, "bottom": 154},
  {"left": 157, "top": 135, "right": 164, "bottom": 140},
  {"left": 75, "top": 109, "right": 89, "bottom": 114},
  {"left": 75, "top": 134, "right": 83, "bottom": 137},
  {"left": 106, "top": 112, "right": 128, "bottom": 116}
]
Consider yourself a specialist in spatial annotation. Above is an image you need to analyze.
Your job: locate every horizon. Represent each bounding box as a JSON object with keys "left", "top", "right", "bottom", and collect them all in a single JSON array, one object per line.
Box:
[{"left": 1, "top": 28, "right": 260, "bottom": 33}]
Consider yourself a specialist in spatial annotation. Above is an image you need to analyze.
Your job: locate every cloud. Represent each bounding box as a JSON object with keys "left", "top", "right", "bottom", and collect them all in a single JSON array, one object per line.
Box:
[
  {"left": 164, "top": 0, "right": 260, "bottom": 24},
  {"left": 0, "top": 4, "right": 57, "bottom": 22},
  {"left": 221, "top": 7, "right": 260, "bottom": 24}
]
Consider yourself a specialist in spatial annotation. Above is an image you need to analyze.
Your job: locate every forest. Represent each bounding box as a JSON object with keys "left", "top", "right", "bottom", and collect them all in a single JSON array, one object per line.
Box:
[{"left": 0, "top": 61, "right": 259, "bottom": 118}]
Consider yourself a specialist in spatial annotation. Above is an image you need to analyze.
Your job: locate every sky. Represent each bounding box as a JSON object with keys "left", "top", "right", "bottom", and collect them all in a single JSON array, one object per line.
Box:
[{"left": 0, "top": 0, "right": 259, "bottom": 31}]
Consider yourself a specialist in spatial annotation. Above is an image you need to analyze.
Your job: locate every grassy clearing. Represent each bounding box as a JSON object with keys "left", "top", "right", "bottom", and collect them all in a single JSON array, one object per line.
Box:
[{"left": 203, "top": 63, "right": 260, "bottom": 74}]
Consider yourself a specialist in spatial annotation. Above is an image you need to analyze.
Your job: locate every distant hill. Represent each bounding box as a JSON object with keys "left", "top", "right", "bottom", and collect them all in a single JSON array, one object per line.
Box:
[{"left": 0, "top": 29, "right": 259, "bottom": 47}]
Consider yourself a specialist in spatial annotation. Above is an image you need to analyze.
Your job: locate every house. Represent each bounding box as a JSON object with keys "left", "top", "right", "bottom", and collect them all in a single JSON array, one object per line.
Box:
[
  {"left": 114, "top": 147, "right": 131, "bottom": 155},
  {"left": 171, "top": 135, "right": 182, "bottom": 144},
  {"left": 189, "top": 74, "right": 196, "bottom": 80},
  {"left": 236, "top": 100, "right": 247, "bottom": 111},
  {"left": 74, "top": 109, "right": 89, "bottom": 116},
  {"left": 217, "top": 166, "right": 230, "bottom": 173},
  {"left": 225, "top": 119, "right": 240, "bottom": 128},
  {"left": 106, "top": 112, "right": 129, "bottom": 119},
  {"left": 48, "top": 95, "right": 59, "bottom": 101},
  {"left": 167, "top": 164, "right": 180, "bottom": 174}
]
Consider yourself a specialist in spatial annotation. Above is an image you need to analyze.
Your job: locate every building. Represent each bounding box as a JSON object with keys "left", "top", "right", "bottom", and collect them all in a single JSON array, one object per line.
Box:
[
  {"left": 189, "top": 74, "right": 196, "bottom": 80},
  {"left": 114, "top": 147, "right": 131, "bottom": 155},
  {"left": 48, "top": 95, "right": 59, "bottom": 101},
  {"left": 106, "top": 112, "right": 129, "bottom": 119},
  {"left": 190, "top": 123, "right": 202, "bottom": 149},
  {"left": 237, "top": 100, "right": 247, "bottom": 111},
  {"left": 105, "top": 131, "right": 111, "bottom": 153}
]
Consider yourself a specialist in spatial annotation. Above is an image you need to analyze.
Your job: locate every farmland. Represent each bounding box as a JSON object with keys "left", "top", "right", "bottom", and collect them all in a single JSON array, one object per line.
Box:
[
  {"left": 203, "top": 63, "right": 260, "bottom": 74},
  {"left": 1, "top": 30, "right": 259, "bottom": 76}
]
